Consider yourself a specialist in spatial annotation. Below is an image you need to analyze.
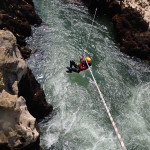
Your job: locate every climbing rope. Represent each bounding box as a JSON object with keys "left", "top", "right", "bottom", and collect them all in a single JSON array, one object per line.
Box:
[
  {"left": 83, "top": 8, "right": 126, "bottom": 150},
  {"left": 86, "top": 62, "right": 126, "bottom": 150},
  {"left": 82, "top": 8, "right": 97, "bottom": 56}
]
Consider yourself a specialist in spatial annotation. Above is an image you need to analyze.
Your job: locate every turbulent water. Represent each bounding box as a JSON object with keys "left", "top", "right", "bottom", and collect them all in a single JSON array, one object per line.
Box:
[{"left": 26, "top": 0, "right": 150, "bottom": 149}]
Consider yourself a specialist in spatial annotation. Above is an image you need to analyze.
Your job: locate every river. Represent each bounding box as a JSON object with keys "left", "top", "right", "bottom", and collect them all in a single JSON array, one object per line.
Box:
[{"left": 26, "top": 0, "right": 150, "bottom": 149}]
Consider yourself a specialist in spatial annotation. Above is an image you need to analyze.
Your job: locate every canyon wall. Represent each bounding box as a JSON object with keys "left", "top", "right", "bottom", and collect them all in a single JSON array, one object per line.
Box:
[
  {"left": 83, "top": 0, "right": 150, "bottom": 60},
  {"left": 0, "top": 0, "right": 53, "bottom": 149}
]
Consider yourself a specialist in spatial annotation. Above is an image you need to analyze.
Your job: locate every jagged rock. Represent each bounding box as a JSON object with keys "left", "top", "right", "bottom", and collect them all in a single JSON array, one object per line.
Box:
[
  {"left": 0, "top": 72, "right": 4, "bottom": 91},
  {"left": 120, "top": 31, "right": 150, "bottom": 59},
  {"left": 0, "top": 30, "right": 27, "bottom": 94},
  {"left": 112, "top": 8, "right": 150, "bottom": 59},
  {"left": 0, "top": 0, "right": 53, "bottom": 149},
  {"left": 0, "top": 0, "right": 42, "bottom": 59},
  {"left": 82, "top": 0, "right": 150, "bottom": 61},
  {"left": 0, "top": 90, "right": 39, "bottom": 150},
  {"left": 112, "top": 8, "right": 149, "bottom": 38},
  {"left": 0, "top": 29, "right": 53, "bottom": 119},
  {"left": 0, "top": 30, "right": 37, "bottom": 149},
  {"left": 0, "top": 29, "right": 52, "bottom": 149}
]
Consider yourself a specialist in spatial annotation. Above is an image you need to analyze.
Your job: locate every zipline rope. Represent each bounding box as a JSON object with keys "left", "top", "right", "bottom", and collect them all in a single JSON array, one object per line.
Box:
[
  {"left": 87, "top": 63, "right": 126, "bottom": 150},
  {"left": 83, "top": 8, "right": 97, "bottom": 56},
  {"left": 83, "top": 8, "right": 126, "bottom": 150}
]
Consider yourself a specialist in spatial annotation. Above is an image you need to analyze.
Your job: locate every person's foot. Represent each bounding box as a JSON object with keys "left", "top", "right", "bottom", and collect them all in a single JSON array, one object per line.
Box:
[
  {"left": 66, "top": 67, "right": 72, "bottom": 73},
  {"left": 66, "top": 70, "right": 71, "bottom": 73}
]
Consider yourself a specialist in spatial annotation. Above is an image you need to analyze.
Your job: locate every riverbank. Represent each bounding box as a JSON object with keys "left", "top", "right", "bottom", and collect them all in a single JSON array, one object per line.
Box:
[
  {"left": 0, "top": 0, "right": 53, "bottom": 149},
  {"left": 83, "top": 0, "right": 150, "bottom": 61}
]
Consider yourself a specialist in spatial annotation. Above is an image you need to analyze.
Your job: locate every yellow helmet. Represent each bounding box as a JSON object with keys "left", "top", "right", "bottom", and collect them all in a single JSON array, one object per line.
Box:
[{"left": 85, "top": 57, "right": 91, "bottom": 64}]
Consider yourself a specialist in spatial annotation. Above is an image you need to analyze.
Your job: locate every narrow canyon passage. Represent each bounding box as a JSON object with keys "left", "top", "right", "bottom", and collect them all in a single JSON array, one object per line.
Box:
[{"left": 26, "top": 0, "right": 150, "bottom": 149}]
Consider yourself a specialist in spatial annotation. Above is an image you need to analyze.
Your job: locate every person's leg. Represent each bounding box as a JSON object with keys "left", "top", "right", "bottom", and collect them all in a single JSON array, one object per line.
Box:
[
  {"left": 70, "top": 60, "right": 77, "bottom": 68},
  {"left": 71, "top": 68, "right": 79, "bottom": 73},
  {"left": 66, "top": 66, "right": 80, "bottom": 73},
  {"left": 66, "top": 68, "right": 72, "bottom": 73},
  {"left": 66, "top": 66, "right": 72, "bottom": 72}
]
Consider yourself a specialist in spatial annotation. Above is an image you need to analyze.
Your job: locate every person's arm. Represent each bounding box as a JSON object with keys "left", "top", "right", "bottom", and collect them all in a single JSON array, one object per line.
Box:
[{"left": 80, "top": 55, "right": 84, "bottom": 63}]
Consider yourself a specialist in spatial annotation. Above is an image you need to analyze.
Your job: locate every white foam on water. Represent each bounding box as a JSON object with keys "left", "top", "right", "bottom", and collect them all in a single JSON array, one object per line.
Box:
[{"left": 44, "top": 133, "right": 60, "bottom": 148}]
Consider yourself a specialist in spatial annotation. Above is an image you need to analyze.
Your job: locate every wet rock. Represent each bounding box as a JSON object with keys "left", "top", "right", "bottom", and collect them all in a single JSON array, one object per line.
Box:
[
  {"left": 82, "top": 0, "right": 109, "bottom": 14},
  {"left": 19, "top": 46, "right": 32, "bottom": 59},
  {"left": 112, "top": 8, "right": 150, "bottom": 60},
  {"left": 108, "top": 0, "right": 121, "bottom": 17}
]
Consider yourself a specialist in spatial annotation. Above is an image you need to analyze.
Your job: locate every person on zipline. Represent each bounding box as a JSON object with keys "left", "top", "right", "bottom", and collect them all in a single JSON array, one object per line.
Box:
[{"left": 66, "top": 56, "right": 92, "bottom": 73}]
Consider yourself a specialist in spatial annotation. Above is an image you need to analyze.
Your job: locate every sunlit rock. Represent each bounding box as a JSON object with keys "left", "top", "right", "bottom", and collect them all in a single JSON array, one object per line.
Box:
[
  {"left": 0, "top": 30, "right": 27, "bottom": 94},
  {"left": 0, "top": 30, "right": 41, "bottom": 149},
  {"left": 0, "top": 90, "right": 39, "bottom": 149},
  {"left": 0, "top": 0, "right": 42, "bottom": 59},
  {"left": 83, "top": 0, "right": 150, "bottom": 60}
]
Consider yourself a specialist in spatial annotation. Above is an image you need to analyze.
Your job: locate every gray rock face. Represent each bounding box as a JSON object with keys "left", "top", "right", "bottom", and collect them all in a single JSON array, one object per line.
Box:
[
  {"left": 0, "top": 30, "right": 39, "bottom": 149},
  {"left": 0, "top": 30, "right": 27, "bottom": 94}
]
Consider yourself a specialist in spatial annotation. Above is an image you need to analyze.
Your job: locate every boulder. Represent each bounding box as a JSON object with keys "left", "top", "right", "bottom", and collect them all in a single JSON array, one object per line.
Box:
[
  {"left": 82, "top": 0, "right": 150, "bottom": 61},
  {"left": 0, "top": 90, "right": 39, "bottom": 150},
  {"left": 0, "top": 30, "right": 27, "bottom": 94},
  {"left": 120, "top": 31, "right": 150, "bottom": 60},
  {"left": 0, "top": 30, "right": 52, "bottom": 149},
  {"left": 0, "top": 0, "right": 42, "bottom": 59},
  {"left": 112, "top": 8, "right": 149, "bottom": 38}
]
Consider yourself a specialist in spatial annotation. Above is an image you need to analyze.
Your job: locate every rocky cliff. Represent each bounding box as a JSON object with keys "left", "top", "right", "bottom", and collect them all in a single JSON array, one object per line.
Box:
[
  {"left": 83, "top": 0, "right": 150, "bottom": 61},
  {"left": 0, "top": 0, "right": 53, "bottom": 149},
  {"left": 0, "top": 30, "right": 40, "bottom": 150},
  {"left": 0, "top": 0, "right": 42, "bottom": 59},
  {"left": 0, "top": 91, "right": 40, "bottom": 150}
]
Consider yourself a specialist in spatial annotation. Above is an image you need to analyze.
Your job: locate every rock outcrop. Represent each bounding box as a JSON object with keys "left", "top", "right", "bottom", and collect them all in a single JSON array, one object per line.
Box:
[
  {"left": 112, "top": 6, "right": 150, "bottom": 60},
  {"left": 0, "top": 30, "right": 52, "bottom": 149},
  {"left": 0, "top": 30, "right": 27, "bottom": 95},
  {"left": 0, "top": 91, "right": 39, "bottom": 150},
  {"left": 0, "top": 0, "right": 42, "bottom": 59},
  {"left": 0, "top": 0, "right": 53, "bottom": 149},
  {"left": 0, "top": 0, "right": 53, "bottom": 118},
  {"left": 82, "top": 0, "right": 150, "bottom": 61}
]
